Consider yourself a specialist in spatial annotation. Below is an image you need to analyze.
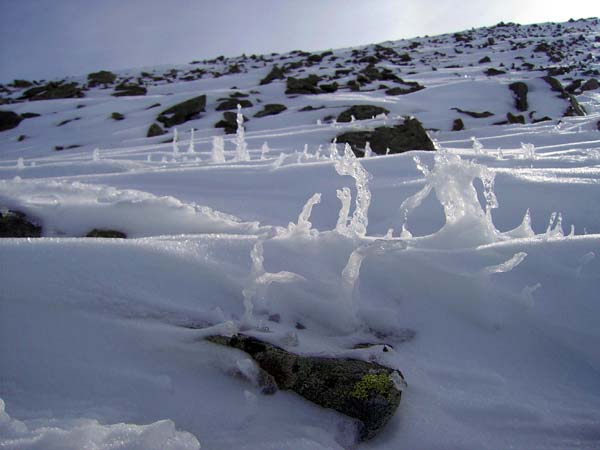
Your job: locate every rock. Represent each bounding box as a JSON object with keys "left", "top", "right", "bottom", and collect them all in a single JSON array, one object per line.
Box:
[
  {"left": 509, "top": 82, "right": 528, "bottom": 111},
  {"left": 0, "top": 110, "right": 23, "bottom": 132},
  {"left": 86, "top": 229, "right": 127, "bottom": 238},
  {"left": 216, "top": 99, "right": 253, "bottom": 111},
  {"left": 21, "top": 82, "right": 84, "bottom": 101},
  {"left": 581, "top": 78, "right": 599, "bottom": 91},
  {"left": 451, "top": 107, "right": 494, "bottom": 118},
  {"left": 87, "top": 70, "right": 117, "bottom": 87},
  {"left": 0, "top": 210, "right": 42, "bottom": 237},
  {"left": 207, "top": 334, "right": 404, "bottom": 441},
  {"left": 542, "top": 76, "right": 564, "bottom": 92},
  {"left": 336, "top": 117, "right": 435, "bottom": 156},
  {"left": 478, "top": 56, "right": 491, "bottom": 64},
  {"left": 299, "top": 105, "right": 325, "bottom": 112},
  {"left": 285, "top": 75, "right": 322, "bottom": 95},
  {"left": 215, "top": 111, "right": 248, "bottom": 134},
  {"left": 20, "top": 112, "right": 40, "bottom": 119},
  {"left": 147, "top": 123, "right": 166, "bottom": 137},
  {"left": 319, "top": 82, "right": 339, "bottom": 93},
  {"left": 484, "top": 68, "right": 506, "bottom": 76},
  {"left": 506, "top": 112, "right": 525, "bottom": 124},
  {"left": 11, "top": 79, "right": 33, "bottom": 88},
  {"left": 597, "top": 120, "right": 600, "bottom": 132},
  {"left": 565, "top": 94, "right": 586, "bottom": 116},
  {"left": 260, "top": 65, "right": 286, "bottom": 85},
  {"left": 565, "top": 79, "right": 582, "bottom": 94},
  {"left": 337, "top": 105, "right": 390, "bottom": 123},
  {"left": 111, "top": 112, "right": 125, "bottom": 121},
  {"left": 452, "top": 118, "right": 465, "bottom": 131},
  {"left": 254, "top": 104, "right": 287, "bottom": 118},
  {"left": 384, "top": 83, "right": 424, "bottom": 96},
  {"left": 112, "top": 84, "right": 147, "bottom": 97},
  {"left": 157, "top": 95, "right": 206, "bottom": 128}
]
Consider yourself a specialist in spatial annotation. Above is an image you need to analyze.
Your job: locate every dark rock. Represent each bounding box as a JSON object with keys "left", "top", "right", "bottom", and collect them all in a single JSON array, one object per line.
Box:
[
  {"left": 11, "top": 79, "right": 33, "bottom": 88},
  {"left": 509, "top": 82, "right": 528, "bottom": 111},
  {"left": 254, "top": 104, "right": 287, "bottom": 118},
  {"left": 112, "top": 84, "right": 147, "bottom": 97},
  {"left": 384, "top": 84, "right": 424, "bottom": 96},
  {"left": 147, "top": 123, "right": 166, "bottom": 137},
  {"left": 532, "top": 116, "right": 552, "bottom": 123},
  {"left": 597, "top": 120, "right": 600, "bottom": 131},
  {"left": 506, "top": 112, "right": 525, "bottom": 124},
  {"left": 337, "top": 105, "right": 390, "bottom": 123},
  {"left": 86, "top": 229, "right": 127, "bottom": 238},
  {"left": 319, "top": 82, "right": 339, "bottom": 93},
  {"left": 299, "top": 105, "right": 325, "bottom": 112},
  {"left": 581, "top": 78, "right": 599, "bottom": 91},
  {"left": 484, "top": 68, "right": 506, "bottom": 76},
  {"left": 207, "top": 334, "right": 404, "bottom": 441},
  {"left": 21, "top": 82, "right": 83, "bottom": 101},
  {"left": 336, "top": 117, "right": 435, "bottom": 156},
  {"left": 215, "top": 111, "right": 248, "bottom": 134},
  {"left": 17, "top": 135, "right": 26, "bottom": 142},
  {"left": 260, "top": 65, "right": 286, "bottom": 85},
  {"left": 565, "top": 79, "right": 582, "bottom": 93},
  {"left": 565, "top": 94, "right": 586, "bottom": 116},
  {"left": 216, "top": 99, "right": 253, "bottom": 111},
  {"left": 157, "top": 95, "right": 206, "bottom": 128},
  {"left": 54, "top": 146, "right": 65, "bottom": 151},
  {"left": 57, "top": 117, "right": 80, "bottom": 127},
  {"left": 0, "top": 110, "right": 23, "bottom": 132},
  {"left": 111, "top": 112, "right": 125, "bottom": 121},
  {"left": 452, "top": 118, "right": 465, "bottom": 131},
  {"left": 478, "top": 56, "right": 491, "bottom": 64},
  {"left": 0, "top": 210, "right": 42, "bottom": 237},
  {"left": 285, "top": 75, "right": 322, "bottom": 95},
  {"left": 451, "top": 108, "right": 494, "bottom": 118},
  {"left": 542, "top": 76, "right": 564, "bottom": 92},
  {"left": 347, "top": 80, "right": 360, "bottom": 92},
  {"left": 87, "top": 70, "right": 117, "bottom": 87},
  {"left": 20, "top": 112, "right": 40, "bottom": 119},
  {"left": 146, "top": 103, "right": 161, "bottom": 110}
]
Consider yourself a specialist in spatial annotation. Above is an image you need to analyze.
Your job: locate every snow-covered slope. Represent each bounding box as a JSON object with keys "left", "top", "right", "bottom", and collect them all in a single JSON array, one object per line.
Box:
[{"left": 1, "top": 18, "right": 600, "bottom": 450}]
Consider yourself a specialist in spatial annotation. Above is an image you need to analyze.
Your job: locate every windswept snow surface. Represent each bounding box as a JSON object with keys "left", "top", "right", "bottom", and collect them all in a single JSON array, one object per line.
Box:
[{"left": 2, "top": 18, "right": 600, "bottom": 450}]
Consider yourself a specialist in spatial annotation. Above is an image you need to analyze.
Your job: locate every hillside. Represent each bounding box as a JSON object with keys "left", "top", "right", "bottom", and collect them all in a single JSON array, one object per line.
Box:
[{"left": 1, "top": 18, "right": 600, "bottom": 450}]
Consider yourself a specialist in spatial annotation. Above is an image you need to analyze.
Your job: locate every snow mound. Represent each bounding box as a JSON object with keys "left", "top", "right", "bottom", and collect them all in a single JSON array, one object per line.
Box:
[
  {"left": 0, "top": 178, "right": 264, "bottom": 237},
  {"left": 0, "top": 398, "right": 200, "bottom": 450}
]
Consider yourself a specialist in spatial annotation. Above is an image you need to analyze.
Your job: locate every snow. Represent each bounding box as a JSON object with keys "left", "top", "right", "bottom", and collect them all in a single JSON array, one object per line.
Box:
[{"left": 1, "top": 17, "right": 600, "bottom": 450}]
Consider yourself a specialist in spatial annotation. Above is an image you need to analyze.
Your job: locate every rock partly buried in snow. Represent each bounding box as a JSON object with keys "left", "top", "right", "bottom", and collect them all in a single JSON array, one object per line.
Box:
[
  {"left": 337, "top": 105, "right": 390, "bottom": 123},
  {"left": 452, "top": 118, "right": 465, "bottom": 131},
  {"left": 0, "top": 210, "right": 42, "bottom": 238},
  {"left": 254, "top": 104, "right": 287, "bottom": 118},
  {"left": 20, "top": 81, "right": 84, "bottom": 101},
  {"left": 147, "top": 122, "right": 166, "bottom": 137},
  {"left": 215, "top": 111, "right": 248, "bottom": 134},
  {"left": 509, "top": 82, "right": 528, "bottom": 111},
  {"left": 541, "top": 76, "right": 586, "bottom": 117},
  {"left": 336, "top": 118, "right": 435, "bottom": 156},
  {"left": 259, "top": 65, "right": 286, "bottom": 85},
  {"left": 451, "top": 107, "right": 494, "bottom": 118},
  {"left": 87, "top": 70, "right": 117, "bottom": 87},
  {"left": 285, "top": 75, "right": 322, "bottom": 95},
  {"left": 581, "top": 78, "right": 599, "bottom": 91},
  {"left": 157, "top": 95, "right": 206, "bottom": 128},
  {"left": 207, "top": 334, "right": 404, "bottom": 441},
  {"left": 112, "top": 83, "right": 147, "bottom": 97},
  {"left": 216, "top": 99, "right": 252, "bottom": 111},
  {"left": 86, "top": 229, "right": 127, "bottom": 238},
  {"left": 0, "top": 110, "right": 23, "bottom": 132}
]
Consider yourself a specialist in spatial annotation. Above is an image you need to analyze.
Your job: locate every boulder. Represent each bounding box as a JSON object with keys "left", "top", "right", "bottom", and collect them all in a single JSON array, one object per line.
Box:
[
  {"left": 254, "top": 104, "right": 287, "bottom": 118},
  {"left": 451, "top": 107, "right": 494, "bottom": 118},
  {"left": 21, "top": 82, "right": 84, "bottom": 101},
  {"left": 86, "top": 229, "right": 127, "bottom": 238},
  {"left": 111, "top": 112, "right": 125, "bottom": 121},
  {"left": 0, "top": 110, "right": 23, "bottom": 132},
  {"left": 285, "top": 75, "right": 322, "bottom": 95},
  {"left": 452, "top": 118, "right": 465, "bottom": 131},
  {"left": 157, "top": 95, "right": 206, "bottom": 128},
  {"left": 147, "top": 123, "right": 166, "bottom": 137},
  {"left": 506, "top": 112, "right": 525, "bottom": 124},
  {"left": 319, "top": 82, "right": 339, "bottom": 93},
  {"left": 509, "top": 82, "right": 528, "bottom": 111},
  {"left": 336, "top": 118, "right": 435, "bottom": 156},
  {"left": 565, "top": 94, "right": 586, "bottom": 116},
  {"left": 215, "top": 111, "right": 248, "bottom": 134},
  {"left": 87, "top": 70, "right": 117, "bottom": 87},
  {"left": 337, "top": 105, "right": 390, "bottom": 123},
  {"left": 216, "top": 99, "right": 253, "bottom": 111},
  {"left": 260, "top": 65, "right": 286, "bottom": 85},
  {"left": 478, "top": 56, "right": 491, "bottom": 64},
  {"left": 207, "top": 334, "right": 404, "bottom": 441},
  {"left": 112, "top": 84, "right": 147, "bottom": 97},
  {"left": 0, "top": 210, "right": 42, "bottom": 237},
  {"left": 581, "top": 78, "right": 599, "bottom": 91},
  {"left": 484, "top": 68, "right": 506, "bottom": 76}
]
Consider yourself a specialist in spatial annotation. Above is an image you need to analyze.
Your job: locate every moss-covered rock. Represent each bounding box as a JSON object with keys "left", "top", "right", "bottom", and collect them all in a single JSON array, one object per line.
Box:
[
  {"left": 581, "top": 78, "right": 599, "bottom": 92},
  {"left": 336, "top": 117, "right": 435, "bottom": 156},
  {"left": 259, "top": 65, "right": 286, "bottom": 85},
  {"left": 111, "top": 112, "right": 125, "bottom": 121},
  {"left": 21, "top": 82, "right": 84, "bottom": 101},
  {"left": 509, "top": 82, "right": 528, "bottom": 111},
  {"left": 86, "top": 229, "right": 127, "bottom": 238},
  {"left": 0, "top": 210, "right": 42, "bottom": 237},
  {"left": 337, "top": 105, "right": 390, "bottom": 123},
  {"left": 157, "top": 95, "right": 206, "bottom": 128},
  {"left": 87, "top": 70, "right": 117, "bottom": 87},
  {"left": 507, "top": 112, "right": 525, "bottom": 124},
  {"left": 285, "top": 75, "right": 322, "bottom": 95},
  {"left": 112, "top": 84, "right": 147, "bottom": 97},
  {"left": 216, "top": 99, "right": 253, "bottom": 111},
  {"left": 254, "top": 104, "right": 287, "bottom": 118},
  {"left": 147, "top": 123, "right": 166, "bottom": 137},
  {"left": 0, "top": 110, "right": 23, "bottom": 132},
  {"left": 207, "top": 334, "right": 404, "bottom": 441}
]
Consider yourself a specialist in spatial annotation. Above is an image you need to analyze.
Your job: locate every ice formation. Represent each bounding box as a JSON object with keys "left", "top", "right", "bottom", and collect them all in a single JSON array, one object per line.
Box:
[
  {"left": 234, "top": 104, "right": 250, "bottom": 162},
  {"left": 482, "top": 252, "right": 528, "bottom": 274},
  {"left": 16, "top": 157, "right": 24, "bottom": 169},
  {"left": 471, "top": 136, "right": 484, "bottom": 155},
  {"left": 211, "top": 136, "right": 226, "bottom": 163},
  {"left": 329, "top": 139, "right": 338, "bottom": 160},
  {"left": 364, "top": 142, "right": 373, "bottom": 158},
  {"left": 521, "top": 142, "right": 536, "bottom": 160},
  {"left": 334, "top": 144, "right": 372, "bottom": 237},
  {"left": 260, "top": 142, "right": 269, "bottom": 160},
  {"left": 92, "top": 148, "right": 100, "bottom": 161},
  {"left": 172, "top": 128, "right": 180, "bottom": 154},
  {"left": 187, "top": 128, "right": 195, "bottom": 154},
  {"left": 335, "top": 187, "right": 352, "bottom": 235}
]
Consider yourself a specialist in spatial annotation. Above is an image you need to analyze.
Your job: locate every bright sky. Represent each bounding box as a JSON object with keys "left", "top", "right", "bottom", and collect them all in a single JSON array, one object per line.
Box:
[{"left": 0, "top": 0, "right": 597, "bottom": 82}]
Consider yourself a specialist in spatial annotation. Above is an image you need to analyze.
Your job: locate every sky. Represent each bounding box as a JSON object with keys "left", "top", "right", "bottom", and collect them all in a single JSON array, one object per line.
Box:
[{"left": 0, "top": 0, "right": 598, "bottom": 83}]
